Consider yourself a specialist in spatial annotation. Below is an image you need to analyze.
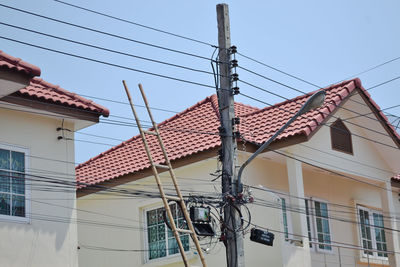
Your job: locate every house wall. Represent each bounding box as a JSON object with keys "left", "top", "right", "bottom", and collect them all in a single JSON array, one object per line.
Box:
[
  {"left": 77, "top": 92, "right": 400, "bottom": 267},
  {"left": 0, "top": 107, "right": 78, "bottom": 267},
  {"left": 77, "top": 157, "right": 284, "bottom": 267}
]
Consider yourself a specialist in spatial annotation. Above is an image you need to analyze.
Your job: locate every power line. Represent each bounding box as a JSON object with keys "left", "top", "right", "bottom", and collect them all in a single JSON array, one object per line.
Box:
[
  {"left": 238, "top": 91, "right": 400, "bottom": 151},
  {"left": 366, "top": 75, "right": 400, "bottom": 91},
  {"left": 53, "top": 0, "right": 216, "bottom": 47},
  {"left": 236, "top": 52, "right": 320, "bottom": 88},
  {"left": 341, "top": 56, "right": 400, "bottom": 81},
  {"left": 3, "top": 26, "right": 397, "bottom": 150},
  {"left": 0, "top": 3, "right": 211, "bottom": 61},
  {"left": 238, "top": 68, "right": 398, "bottom": 136},
  {"left": 2, "top": 92, "right": 399, "bottom": 192},
  {"left": 0, "top": 36, "right": 216, "bottom": 90},
  {"left": 0, "top": 21, "right": 216, "bottom": 76}
]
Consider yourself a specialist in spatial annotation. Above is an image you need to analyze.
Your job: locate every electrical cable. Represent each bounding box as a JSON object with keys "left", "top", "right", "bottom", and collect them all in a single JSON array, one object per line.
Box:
[
  {"left": 0, "top": 21, "right": 216, "bottom": 76},
  {"left": 0, "top": 36, "right": 217, "bottom": 90},
  {"left": 53, "top": 0, "right": 216, "bottom": 47},
  {"left": 238, "top": 78, "right": 398, "bottom": 142},
  {"left": 238, "top": 91, "right": 400, "bottom": 151},
  {"left": 0, "top": 3, "right": 212, "bottom": 61}
]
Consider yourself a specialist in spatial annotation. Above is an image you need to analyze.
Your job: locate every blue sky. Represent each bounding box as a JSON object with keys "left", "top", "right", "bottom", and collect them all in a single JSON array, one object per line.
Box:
[{"left": 1, "top": 0, "right": 399, "bottom": 164}]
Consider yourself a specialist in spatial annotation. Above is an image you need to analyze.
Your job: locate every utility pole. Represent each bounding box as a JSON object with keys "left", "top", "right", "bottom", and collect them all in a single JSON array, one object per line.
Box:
[{"left": 216, "top": 4, "right": 244, "bottom": 267}]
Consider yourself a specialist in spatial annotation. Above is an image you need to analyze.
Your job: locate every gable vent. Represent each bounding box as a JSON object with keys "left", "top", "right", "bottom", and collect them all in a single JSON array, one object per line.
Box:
[{"left": 330, "top": 119, "right": 353, "bottom": 154}]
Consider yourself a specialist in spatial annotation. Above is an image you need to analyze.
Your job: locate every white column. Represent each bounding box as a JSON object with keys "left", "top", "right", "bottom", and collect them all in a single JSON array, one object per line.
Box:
[
  {"left": 381, "top": 182, "right": 400, "bottom": 266},
  {"left": 286, "top": 156, "right": 312, "bottom": 265}
]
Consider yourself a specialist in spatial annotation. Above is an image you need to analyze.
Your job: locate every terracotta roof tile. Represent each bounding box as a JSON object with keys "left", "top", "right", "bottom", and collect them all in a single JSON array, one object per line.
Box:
[
  {"left": 13, "top": 77, "right": 109, "bottom": 117},
  {"left": 76, "top": 78, "right": 400, "bottom": 189},
  {"left": 0, "top": 50, "right": 41, "bottom": 76},
  {"left": 76, "top": 95, "right": 258, "bottom": 188}
]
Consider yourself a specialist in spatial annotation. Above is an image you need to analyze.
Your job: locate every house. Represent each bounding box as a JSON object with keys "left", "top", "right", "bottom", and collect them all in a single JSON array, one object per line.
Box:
[
  {"left": 76, "top": 78, "right": 400, "bottom": 267},
  {"left": 0, "top": 50, "right": 109, "bottom": 267}
]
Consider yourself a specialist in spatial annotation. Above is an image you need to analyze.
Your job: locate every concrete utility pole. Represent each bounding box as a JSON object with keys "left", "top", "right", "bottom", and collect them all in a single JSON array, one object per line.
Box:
[{"left": 216, "top": 4, "right": 245, "bottom": 267}]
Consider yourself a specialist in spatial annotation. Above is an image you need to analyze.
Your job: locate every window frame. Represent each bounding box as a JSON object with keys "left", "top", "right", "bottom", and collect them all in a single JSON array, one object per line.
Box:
[
  {"left": 313, "top": 199, "right": 333, "bottom": 252},
  {"left": 277, "top": 194, "right": 293, "bottom": 242},
  {"left": 304, "top": 198, "right": 315, "bottom": 249},
  {"left": 0, "top": 143, "right": 30, "bottom": 223},
  {"left": 304, "top": 197, "right": 333, "bottom": 253},
  {"left": 143, "top": 203, "right": 190, "bottom": 263},
  {"left": 357, "top": 205, "right": 388, "bottom": 261}
]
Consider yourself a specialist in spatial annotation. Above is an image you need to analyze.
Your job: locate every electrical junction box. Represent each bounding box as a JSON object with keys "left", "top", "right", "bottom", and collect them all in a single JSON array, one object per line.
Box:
[
  {"left": 250, "top": 228, "right": 274, "bottom": 246},
  {"left": 190, "top": 206, "right": 210, "bottom": 222},
  {"left": 190, "top": 206, "right": 214, "bottom": 236}
]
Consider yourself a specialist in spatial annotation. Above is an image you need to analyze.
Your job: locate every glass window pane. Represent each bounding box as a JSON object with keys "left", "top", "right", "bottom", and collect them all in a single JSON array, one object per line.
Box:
[
  {"left": 0, "top": 149, "right": 10, "bottom": 170},
  {"left": 147, "top": 209, "right": 157, "bottom": 226},
  {"left": 158, "top": 241, "right": 166, "bottom": 258},
  {"left": 320, "top": 203, "right": 328, "bottom": 218},
  {"left": 0, "top": 193, "right": 10, "bottom": 215},
  {"left": 168, "top": 238, "right": 178, "bottom": 255},
  {"left": 322, "top": 219, "right": 330, "bottom": 234},
  {"left": 11, "top": 151, "right": 24, "bottom": 172},
  {"left": 157, "top": 224, "right": 165, "bottom": 241},
  {"left": 181, "top": 234, "right": 189, "bottom": 251},
  {"left": 12, "top": 195, "right": 25, "bottom": 217},
  {"left": 0, "top": 171, "right": 10, "bottom": 193},
  {"left": 157, "top": 208, "right": 164, "bottom": 223},
  {"left": 148, "top": 226, "right": 158, "bottom": 242},
  {"left": 315, "top": 201, "right": 331, "bottom": 250},
  {"left": 316, "top": 218, "right": 322, "bottom": 232},
  {"left": 149, "top": 242, "right": 159, "bottom": 260},
  {"left": 11, "top": 173, "right": 25, "bottom": 195}
]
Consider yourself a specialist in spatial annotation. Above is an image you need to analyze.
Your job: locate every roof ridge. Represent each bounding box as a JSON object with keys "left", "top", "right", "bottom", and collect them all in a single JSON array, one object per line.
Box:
[
  {"left": 157, "top": 94, "right": 217, "bottom": 127},
  {"left": 354, "top": 78, "right": 400, "bottom": 143},
  {"left": 0, "top": 50, "right": 41, "bottom": 76},
  {"left": 241, "top": 78, "right": 358, "bottom": 119},
  {"left": 30, "top": 77, "right": 110, "bottom": 117},
  {"left": 209, "top": 94, "right": 220, "bottom": 118}
]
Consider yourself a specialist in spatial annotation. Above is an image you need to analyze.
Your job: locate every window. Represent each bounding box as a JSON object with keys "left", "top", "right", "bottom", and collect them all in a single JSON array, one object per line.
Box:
[
  {"left": 145, "top": 203, "right": 189, "bottom": 261},
  {"left": 314, "top": 201, "right": 332, "bottom": 251},
  {"left": 305, "top": 199, "right": 313, "bottom": 248},
  {"left": 331, "top": 119, "right": 353, "bottom": 154},
  {"left": 304, "top": 198, "right": 332, "bottom": 251},
  {"left": 358, "top": 206, "right": 387, "bottom": 259},
  {"left": 280, "top": 197, "right": 292, "bottom": 241},
  {"left": 0, "top": 147, "right": 27, "bottom": 219}
]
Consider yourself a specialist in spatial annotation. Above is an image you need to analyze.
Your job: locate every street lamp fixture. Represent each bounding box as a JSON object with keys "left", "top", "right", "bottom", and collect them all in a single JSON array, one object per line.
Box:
[{"left": 236, "top": 90, "right": 326, "bottom": 193}]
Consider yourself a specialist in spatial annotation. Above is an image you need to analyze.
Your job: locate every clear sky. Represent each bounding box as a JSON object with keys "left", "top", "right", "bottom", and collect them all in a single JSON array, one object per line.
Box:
[{"left": 1, "top": 0, "right": 399, "bottom": 164}]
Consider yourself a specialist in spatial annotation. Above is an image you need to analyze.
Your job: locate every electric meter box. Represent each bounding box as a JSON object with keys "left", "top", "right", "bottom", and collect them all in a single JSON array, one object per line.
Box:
[{"left": 190, "top": 206, "right": 211, "bottom": 223}]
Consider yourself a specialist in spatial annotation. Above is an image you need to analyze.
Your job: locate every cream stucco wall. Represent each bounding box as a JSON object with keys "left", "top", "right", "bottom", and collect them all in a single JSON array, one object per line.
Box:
[
  {"left": 77, "top": 92, "right": 400, "bottom": 267},
  {"left": 77, "top": 157, "right": 284, "bottom": 267},
  {"left": 0, "top": 106, "right": 78, "bottom": 267}
]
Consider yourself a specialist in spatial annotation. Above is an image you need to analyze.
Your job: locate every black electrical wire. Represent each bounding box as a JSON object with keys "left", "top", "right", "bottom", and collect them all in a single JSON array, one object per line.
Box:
[
  {"left": 0, "top": 3, "right": 212, "bottom": 61},
  {"left": 0, "top": 21, "right": 216, "bottom": 76},
  {"left": 238, "top": 91, "right": 400, "bottom": 151},
  {"left": 53, "top": 0, "right": 216, "bottom": 47},
  {"left": 0, "top": 36, "right": 217, "bottom": 90}
]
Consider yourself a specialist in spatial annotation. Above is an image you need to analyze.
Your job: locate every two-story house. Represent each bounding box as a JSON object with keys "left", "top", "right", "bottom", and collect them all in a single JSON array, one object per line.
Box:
[
  {"left": 76, "top": 78, "right": 400, "bottom": 266},
  {"left": 0, "top": 50, "right": 109, "bottom": 267}
]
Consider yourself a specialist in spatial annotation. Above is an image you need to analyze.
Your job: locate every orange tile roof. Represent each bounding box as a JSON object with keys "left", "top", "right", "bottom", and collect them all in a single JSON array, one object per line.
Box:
[
  {"left": 76, "top": 95, "right": 257, "bottom": 188},
  {"left": 14, "top": 78, "right": 109, "bottom": 117},
  {"left": 0, "top": 50, "right": 109, "bottom": 117},
  {"left": 76, "top": 78, "right": 400, "bottom": 189},
  {"left": 0, "top": 50, "right": 41, "bottom": 76}
]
